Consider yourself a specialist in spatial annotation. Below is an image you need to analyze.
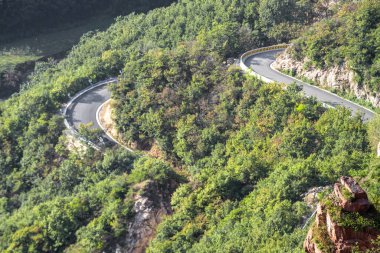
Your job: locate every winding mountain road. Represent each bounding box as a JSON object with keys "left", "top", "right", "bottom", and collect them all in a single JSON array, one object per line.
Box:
[
  {"left": 64, "top": 47, "right": 376, "bottom": 149},
  {"left": 66, "top": 84, "right": 111, "bottom": 130},
  {"left": 64, "top": 80, "right": 116, "bottom": 148},
  {"left": 243, "top": 49, "right": 375, "bottom": 121}
]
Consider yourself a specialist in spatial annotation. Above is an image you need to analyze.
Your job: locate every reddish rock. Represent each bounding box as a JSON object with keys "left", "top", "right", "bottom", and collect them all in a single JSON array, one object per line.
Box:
[
  {"left": 334, "top": 177, "right": 370, "bottom": 213},
  {"left": 340, "top": 176, "right": 368, "bottom": 200},
  {"left": 342, "top": 197, "right": 371, "bottom": 213},
  {"left": 304, "top": 228, "right": 324, "bottom": 253},
  {"left": 315, "top": 204, "right": 326, "bottom": 227},
  {"left": 326, "top": 211, "right": 379, "bottom": 244},
  {"left": 304, "top": 177, "right": 379, "bottom": 253}
]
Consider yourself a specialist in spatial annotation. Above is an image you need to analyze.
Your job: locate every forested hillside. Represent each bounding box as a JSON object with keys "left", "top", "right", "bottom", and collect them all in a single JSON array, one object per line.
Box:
[
  {"left": 0, "top": 0, "right": 379, "bottom": 252},
  {"left": 0, "top": 0, "right": 176, "bottom": 101},
  {"left": 112, "top": 31, "right": 380, "bottom": 253},
  {"left": 286, "top": 0, "right": 380, "bottom": 103}
]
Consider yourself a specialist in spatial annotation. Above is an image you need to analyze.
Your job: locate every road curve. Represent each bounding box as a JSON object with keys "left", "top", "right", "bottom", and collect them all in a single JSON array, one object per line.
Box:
[
  {"left": 244, "top": 49, "right": 375, "bottom": 121},
  {"left": 67, "top": 85, "right": 110, "bottom": 130},
  {"left": 65, "top": 82, "right": 116, "bottom": 148},
  {"left": 65, "top": 48, "right": 376, "bottom": 150}
]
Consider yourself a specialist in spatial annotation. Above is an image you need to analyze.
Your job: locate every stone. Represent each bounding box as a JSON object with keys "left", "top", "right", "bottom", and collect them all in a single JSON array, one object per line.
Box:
[
  {"left": 315, "top": 204, "right": 326, "bottom": 227},
  {"left": 304, "top": 177, "right": 380, "bottom": 253},
  {"left": 334, "top": 177, "right": 370, "bottom": 213},
  {"left": 273, "top": 48, "right": 380, "bottom": 108},
  {"left": 340, "top": 176, "right": 368, "bottom": 200},
  {"left": 303, "top": 228, "right": 324, "bottom": 253},
  {"left": 112, "top": 180, "right": 176, "bottom": 253}
]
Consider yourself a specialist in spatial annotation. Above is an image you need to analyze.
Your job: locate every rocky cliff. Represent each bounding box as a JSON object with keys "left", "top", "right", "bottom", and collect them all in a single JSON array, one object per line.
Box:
[
  {"left": 273, "top": 49, "right": 380, "bottom": 108},
  {"left": 304, "top": 176, "right": 380, "bottom": 253},
  {"left": 113, "top": 180, "right": 175, "bottom": 253}
]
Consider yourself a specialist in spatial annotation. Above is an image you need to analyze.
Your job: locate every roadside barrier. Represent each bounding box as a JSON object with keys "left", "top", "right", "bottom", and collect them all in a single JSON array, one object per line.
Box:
[
  {"left": 240, "top": 44, "right": 289, "bottom": 82},
  {"left": 240, "top": 45, "right": 377, "bottom": 117},
  {"left": 62, "top": 77, "right": 117, "bottom": 150}
]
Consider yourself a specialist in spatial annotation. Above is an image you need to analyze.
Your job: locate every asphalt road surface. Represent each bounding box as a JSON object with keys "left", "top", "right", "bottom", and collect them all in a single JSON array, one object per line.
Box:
[
  {"left": 65, "top": 48, "right": 376, "bottom": 149},
  {"left": 244, "top": 49, "right": 375, "bottom": 121},
  {"left": 65, "top": 84, "right": 114, "bottom": 145}
]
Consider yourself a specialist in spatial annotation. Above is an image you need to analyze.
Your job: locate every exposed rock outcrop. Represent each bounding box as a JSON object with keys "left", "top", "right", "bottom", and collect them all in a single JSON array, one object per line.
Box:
[
  {"left": 304, "top": 177, "right": 380, "bottom": 253},
  {"left": 334, "top": 177, "right": 370, "bottom": 213},
  {"left": 273, "top": 49, "right": 380, "bottom": 108},
  {"left": 113, "top": 180, "right": 175, "bottom": 253},
  {"left": 303, "top": 186, "right": 331, "bottom": 208}
]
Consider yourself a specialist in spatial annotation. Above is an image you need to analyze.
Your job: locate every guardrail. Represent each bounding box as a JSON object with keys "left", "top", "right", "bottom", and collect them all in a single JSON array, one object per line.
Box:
[
  {"left": 302, "top": 209, "right": 317, "bottom": 229},
  {"left": 240, "top": 44, "right": 289, "bottom": 82},
  {"left": 63, "top": 77, "right": 117, "bottom": 151},
  {"left": 240, "top": 45, "right": 334, "bottom": 110},
  {"left": 240, "top": 45, "right": 377, "bottom": 117}
]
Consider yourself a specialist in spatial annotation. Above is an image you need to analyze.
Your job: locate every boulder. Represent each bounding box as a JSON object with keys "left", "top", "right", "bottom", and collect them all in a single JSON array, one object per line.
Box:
[
  {"left": 340, "top": 176, "right": 367, "bottom": 199},
  {"left": 304, "top": 177, "right": 379, "bottom": 253},
  {"left": 334, "top": 176, "right": 370, "bottom": 213}
]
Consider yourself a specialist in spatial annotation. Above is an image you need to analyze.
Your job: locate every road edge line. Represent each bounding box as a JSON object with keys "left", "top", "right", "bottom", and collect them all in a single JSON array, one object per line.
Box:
[
  {"left": 96, "top": 99, "right": 134, "bottom": 153},
  {"left": 62, "top": 78, "right": 117, "bottom": 151},
  {"left": 269, "top": 62, "right": 376, "bottom": 116}
]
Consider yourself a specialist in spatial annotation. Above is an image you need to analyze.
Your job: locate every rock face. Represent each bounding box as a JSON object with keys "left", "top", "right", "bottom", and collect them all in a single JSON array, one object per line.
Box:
[
  {"left": 304, "top": 204, "right": 327, "bottom": 253},
  {"left": 333, "top": 176, "right": 370, "bottom": 213},
  {"left": 113, "top": 180, "right": 174, "bottom": 253},
  {"left": 304, "top": 177, "right": 380, "bottom": 253},
  {"left": 303, "top": 187, "right": 330, "bottom": 209},
  {"left": 273, "top": 49, "right": 380, "bottom": 108}
]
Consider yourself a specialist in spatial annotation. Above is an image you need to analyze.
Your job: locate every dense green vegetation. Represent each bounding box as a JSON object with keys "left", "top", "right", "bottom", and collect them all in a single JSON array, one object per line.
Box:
[
  {"left": 0, "top": 0, "right": 379, "bottom": 252},
  {"left": 0, "top": 147, "right": 181, "bottom": 252},
  {"left": 112, "top": 39, "right": 378, "bottom": 252},
  {"left": 290, "top": 0, "right": 380, "bottom": 93}
]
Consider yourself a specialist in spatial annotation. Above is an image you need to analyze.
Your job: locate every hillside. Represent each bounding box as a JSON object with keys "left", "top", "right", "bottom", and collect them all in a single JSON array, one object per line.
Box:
[
  {"left": 0, "top": 0, "right": 379, "bottom": 252},
  {"left": 0, "top": 0, "right": 175, "bottom": 99},
  {"left": 276, "top": 0, "right": 380, "bottom": 108},
  {"left": 112, "top": 40, "right": 379, "bottom": 252}
]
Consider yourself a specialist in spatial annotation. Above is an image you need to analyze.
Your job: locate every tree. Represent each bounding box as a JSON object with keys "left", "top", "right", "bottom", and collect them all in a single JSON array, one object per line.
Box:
[
  {"left": 368, "top": 115, "right": 380, "bottom": 151},
  {"left": 78, "top": 122, "right": 103, "bottom": 143},
  {"left": 259, "top": 0, "right": 297, "bottom": 31}
]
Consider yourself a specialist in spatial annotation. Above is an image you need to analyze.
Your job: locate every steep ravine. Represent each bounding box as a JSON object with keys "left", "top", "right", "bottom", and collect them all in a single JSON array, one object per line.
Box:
[
  {"left": 113, "top": 180, "right": 175, "bottom": 253},
  {"left": 273, "top": 48, "right": 380, "bottom": 108}
]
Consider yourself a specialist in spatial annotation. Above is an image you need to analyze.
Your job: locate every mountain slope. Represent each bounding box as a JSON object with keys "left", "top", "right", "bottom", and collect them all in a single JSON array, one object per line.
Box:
[
  {"left": 0, "top": 0, "right": 379, "bottom": 252},
  {"left": 279, "top": 0, "right": 380, "bottom": 108}
]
